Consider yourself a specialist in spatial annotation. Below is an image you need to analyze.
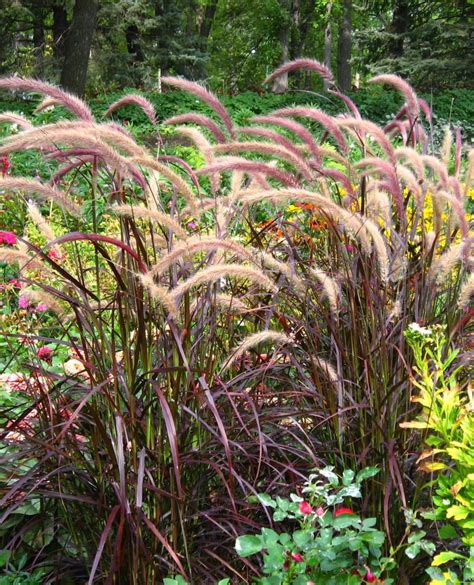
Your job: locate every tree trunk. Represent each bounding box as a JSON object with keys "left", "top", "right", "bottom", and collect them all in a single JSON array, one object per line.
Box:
[
  {"left": 389, "top": 0, "right": 409, "bottom": 59},
  {"left": 323, "top": 1, "right": 333, "bottom": 90},
  {"left": 52, "top": 3, "right": 68, "bottom": 60},
  {"left": 31, "top": 0, "right": 45, "bottom": 77},
  {"left": 60, "top": 0, "right": 98, "bottom": 97},
  {"left": 125, "top": 24, "right": 144, "bottom": 64},
  {"left": 337, "top": 0, "right": 352, "bottom": 92}
]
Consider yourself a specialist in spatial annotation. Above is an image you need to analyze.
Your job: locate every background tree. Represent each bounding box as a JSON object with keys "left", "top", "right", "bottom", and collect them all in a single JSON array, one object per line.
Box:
[{"left": 60, "top": 0, "right": 99, "bottom": 96}]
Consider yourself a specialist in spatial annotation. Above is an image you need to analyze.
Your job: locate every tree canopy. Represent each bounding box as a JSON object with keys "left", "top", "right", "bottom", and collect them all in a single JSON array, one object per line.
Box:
[{"left": 0, "top": 0, "right": 472, "bottom": 95}]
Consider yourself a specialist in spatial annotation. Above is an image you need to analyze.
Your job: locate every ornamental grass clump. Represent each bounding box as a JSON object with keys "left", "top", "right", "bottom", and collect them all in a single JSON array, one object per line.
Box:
[{"left": 0, "top": 61, "right": 472, "bottom": 583}]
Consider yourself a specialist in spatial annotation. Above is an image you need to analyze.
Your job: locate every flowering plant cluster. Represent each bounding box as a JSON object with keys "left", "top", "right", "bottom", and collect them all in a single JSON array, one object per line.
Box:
[{"left": 235, "top": 467, "right": 391, "bottom": 584}]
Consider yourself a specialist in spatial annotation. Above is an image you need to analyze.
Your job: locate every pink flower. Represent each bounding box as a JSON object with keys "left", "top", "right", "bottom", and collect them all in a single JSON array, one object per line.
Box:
[
  {"left": 334, "top": 507, "right": 354, "bottom": 516},
  {"left": 37, "top": 346, "right": 53, "bottom": 362},
  {"left": 47, "top": 249, "right": 63, "bottom": 261},
  {"left": 315, "top": 506, "right": 325, "bottom": 516},
  {"left": 18, "top": 295, "right": 30, "bottom": 309},
  {"left": 299, "top": 501, "right": 313, "bottom": 515},
  {"left": 291, "top": 552, "right": 304, "bottom": 563},
  {"left": 35, "top": 303, "right": 48, "bottom": 312},
  {"left": 0, "top": 231, "right": 17, "bottom": 245},
  {"left": 9, "top": 278, "right": 22, "bottom": 288}
]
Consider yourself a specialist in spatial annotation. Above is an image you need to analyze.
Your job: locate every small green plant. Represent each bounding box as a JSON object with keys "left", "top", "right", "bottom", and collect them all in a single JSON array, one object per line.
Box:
[
  {"left": 235, "top": 467, "right": 432, "bottom": 585},
  {"left": 403, "top": 324, "right": 474, "bottom": 584}
]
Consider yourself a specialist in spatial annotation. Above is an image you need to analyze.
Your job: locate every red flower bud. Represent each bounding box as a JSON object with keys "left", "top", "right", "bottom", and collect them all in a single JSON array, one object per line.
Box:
[
  {"left": 334, "top": 507, "right": 354, "bottom": 516},
  {"left": 291, "top": 552, "right": 304, "bottom": 562},
  {"left": 299, "top": 501, "right": 313, "bottom": 515}
]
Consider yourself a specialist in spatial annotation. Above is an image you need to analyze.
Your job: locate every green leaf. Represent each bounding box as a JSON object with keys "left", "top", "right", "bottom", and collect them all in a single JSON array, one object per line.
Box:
[
  {"left": 342, "top": 470, "right": 355, "bottom": 485},
  {"left": 257, "top": 493, "right": 276, "bottom": 508},
  {"left": 432, "top": 551, "right": 466, "bottom": 566},
  {"left": 0, "top": 550, "right": 10, "bottom": 568},
  {"left": 356, "top": 467, "right": 379, "bottom": 482},
  {"left": 235, "top": 535, "right": 263, "bottom": 557},
  {"left": 405, "top": 543, "right": 421, "bottom": 559},
  {"left": 439, "top": 525, "right": 458, "bottom": 539},
  {"left": 319, "top": 467, "right": 339, "bottom": 485}
]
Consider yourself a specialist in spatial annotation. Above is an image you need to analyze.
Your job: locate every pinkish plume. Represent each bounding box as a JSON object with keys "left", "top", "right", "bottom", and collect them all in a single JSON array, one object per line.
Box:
[
  {"left": 251, "top": 115, "right": 322, "bottom": 161},
  {"left": 0, "top": 111, "right": 34, "bottom": 131},
  {"left": 163, "top": 113, "right": 227, "bottom": 143},
  {"left": 454, "top": 128, "right": 462, "bottom": 178},
  {"left": 272, "top": 106, "right": 347, "bottom": 153},
  {"left": 237, "top": 126, "right": 302, "bottom": 158},
  {"left": 157, "top": 155, "right": 201, "bottom": 193},
  {"left": 384, "top": 119, "right": 408, "bottom": 144},
  {"left": 196, "top": 157, "right": 300, "bottom": 187},
  {"left": 369, "top": 75, "right": 419, "bottom": 120},
  {"left": 265, "top": 59, "right": 333, "bottom": 85},
  {"left": 321, "top": 168, "right": 355, "bottom": 196},
  {"left": 328, "top": 90, "right": 361, "bottom": 119},
  {"left": 417, "top": 98, "right": 432, "bottom": 122},
  {"left": 105, "top": 94, "right": 156, "bottom": 125},
  {"left": 0, "top": 77, "right": 93, "bottom": 121},
  {"left": 339, "top": 118, "right": 395, "bottom": 164},
  {"left": 161, "top": 76, "right": 234, "bottom": 137}
]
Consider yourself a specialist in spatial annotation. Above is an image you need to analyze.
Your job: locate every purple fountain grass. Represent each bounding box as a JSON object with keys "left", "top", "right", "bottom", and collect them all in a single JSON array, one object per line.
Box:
[
  {"left": 105, "top": 94, "right": 157, "bottom": 125},
  {"left": 0, "top": 111, "right": 34, "bottom": 130},
  {"left": 212, "top": 141, "right": 314, "bottom": 181},
  {"left": 163, "top": 113, "right": 227, "bottom": 143},
  {"left": 196, "top": 157, "right": 301, "bottom": 188},
  {"left": 369, "top": 74, "right": 420, "bottom": 121},
  {"left": 264, "top": 58, "right": 333, "bottom": 85},
  {"left": 272, "top": 106, "right": 348, "bottom": 154},
  {"left": 237, "top": 126, "right": 303, "bottom": 159},
  {"left": 251, "top": 115, "right": 322, "bottom": 161},
  {"left": 0, "top": 77, "right": 94, "bottom": 121},
  {"left": 161, "top": 76, "right": 234, "bottom": 137}
]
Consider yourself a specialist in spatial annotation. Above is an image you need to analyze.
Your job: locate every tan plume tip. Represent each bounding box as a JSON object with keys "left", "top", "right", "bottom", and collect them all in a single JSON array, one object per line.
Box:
[
  {"left": 131, "top": 156, "right": 199, "bottom": 215},
  {"left": 0, "top": 177, "right": 81, "bottom": 215},
  {"left": 110, "top": 205, "right": 187, "bottom": 238},
  {"left": 310, "top": 267, "right": 341, "bottom": 314},
  {"left": 149, "top": 236, "right": 254, "bottom": 278},
  {"left": 222, "top": 331, "right": 291, "bottom": 371},
  {"left": 0, "top": 249, "right": 43, "bottom": 271},
  {"left": 310, "top": 356, "right": 339, "bottom": 384},
  {"left": 27, "top": 201, "right": 57, "bottom": 243},
  {"left": 23, "top": 288, "right": 64, "bottom": 315},
  {"left": 169, "top": 263, "right": 277, "bottom": 310},
  {"left": 189, "top": 293, "right": 248, "bottom": 315},
  {"left": 105, "top": 94, "right": 156, "bottom": 125},
  {"left": 362, "top": 218, "right": 390, "bottom": 283},
  {"left": 140, "top": 273, "right": 177, "bottom": 316},
  {"left": 458, "top": 273, "right": 474, "bottom": 309}
]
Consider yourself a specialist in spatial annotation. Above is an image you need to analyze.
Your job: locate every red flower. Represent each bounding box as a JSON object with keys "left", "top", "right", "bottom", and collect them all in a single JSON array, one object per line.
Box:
[
  {"left": 1, "top": 156, "right": 10, "bottom": 176},
  {"left": 37, "top": 346, "right": 53, "bottom": 362},
  {"left": 364, "top": 568, "right": 377, "bottom": 583},
  {"left": 291, "top": 552, "right": 304, "bottom": 562},
  {"left": 0, "top": 231, "right": 17, "bottom": 245},
  {"left": 299, "top": 501, "right": 313, "bottom": 515},
  {"left": 334, "top": 507, "right": 354, "bottom": 516}
]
